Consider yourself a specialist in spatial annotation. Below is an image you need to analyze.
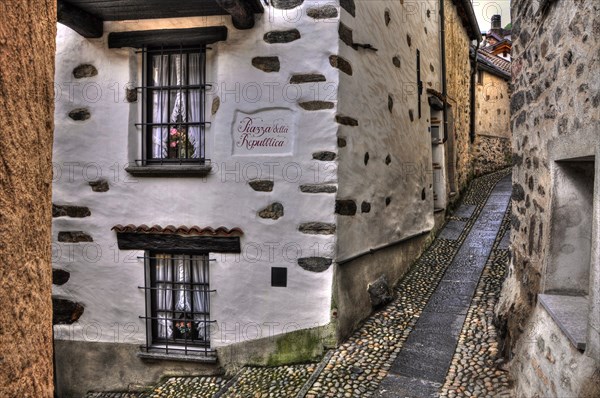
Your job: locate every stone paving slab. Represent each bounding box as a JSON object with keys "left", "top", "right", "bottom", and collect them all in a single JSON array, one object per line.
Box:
[
  {"left": 452, "top": 204, "right": 476, "bottom": 219},
  {"left": 438, "top": 220, "right": 467, "bottom": 240},
  {"left": 379, "top": 173, "right": 511, "bottom": 395},
  {"left": 377, "top": 374, "right": 440, "bottom": 398}
]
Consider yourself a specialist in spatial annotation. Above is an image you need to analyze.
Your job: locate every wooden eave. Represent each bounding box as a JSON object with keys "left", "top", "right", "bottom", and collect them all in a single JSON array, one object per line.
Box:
[{"left": 57, "top": 0, "right": 264, "bottom": 38}]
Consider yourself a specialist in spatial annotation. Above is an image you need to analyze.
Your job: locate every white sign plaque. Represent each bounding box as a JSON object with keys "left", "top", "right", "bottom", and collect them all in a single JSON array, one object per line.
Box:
[{"left": 232, "top": 109, "right": 295, "bottom": 155}]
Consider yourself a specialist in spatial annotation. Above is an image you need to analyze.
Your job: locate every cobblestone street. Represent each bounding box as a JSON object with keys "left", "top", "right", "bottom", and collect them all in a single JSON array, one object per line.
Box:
[{"left": 87, "top": 169, "right": 512, "bottom": 398}]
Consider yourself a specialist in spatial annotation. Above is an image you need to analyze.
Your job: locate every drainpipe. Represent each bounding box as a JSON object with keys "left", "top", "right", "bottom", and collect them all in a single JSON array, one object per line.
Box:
[
  {"left": 439, "top": 0, "right": 448, "bottom": 143},
  {"left": 470, "top": 40, "right": 480, "bottom": 143}
]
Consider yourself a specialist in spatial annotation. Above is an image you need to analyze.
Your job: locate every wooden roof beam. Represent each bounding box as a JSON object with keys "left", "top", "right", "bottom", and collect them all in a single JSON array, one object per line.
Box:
[
  {"left": 57, "top": 0, "right": 103, "bottom": 38},
  {"left": 216, "top": 0, "right": 255, "bottom": 30}
]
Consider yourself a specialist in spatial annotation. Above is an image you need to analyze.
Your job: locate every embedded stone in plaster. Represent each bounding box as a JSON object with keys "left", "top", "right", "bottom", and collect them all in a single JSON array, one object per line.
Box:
[
  {"left": 336, "top": 200, "right": 357, "bottom": 216},
  {"left": 368, "top": 275, "right": 393, "bottom": 307},
  {"left": 125, "top": 86, "right": 137, "bottom": 103},
  {"left": 392, "top": 56, "right": 401, "bottom": 68},
  {"left": 338, "top": 137, "right": 347, "bottom": 148},
  {"left": 307, "top": 5, "right": 338, "bottom": 19},
  {"left": 211, "top": 96, "right": 220, "bottom": 115},
  {"left": 335, "top": 115, "right": 358, "bottom": 126},
  {"left": 89, "top": 179, "right": 109, "bottom": 192},
  {"left": 68, "top": 108, "right": 91, "bottom": 121},
  {"left": 252, "top": 56, "right": 280, "bottom": 72},
  {"left": 384, "top": 9, "right": 391, "bottom": 26},
  {"left": 249, "top": 180, "right": 274, "bottom": 192},
  {"left": 361, "top": 201, "right": 371, "bottom": 213},
  {"left": 52, "top": 298, "right": 84, "bottom": 325},
  {"left": 388, "top": 95, "right": 394, "bottom": 113},
  {"left": 421, "top": 188, "right": 426, "bottom": 200},
  {"left": 298, "top": 257, "right": 333, "bottom": 272},
  {"left": 409, "top": 109, "right": 414, "bottom": 122},
  {"left": 340, "top": 0, "right": 355, "bottom": 16},
  {"left": 385, "top": 197, "right": 391, "bottom": 206},
  {"left": 339, "top": 23, "right": 353, "bottom": 47},
  {"left": 385, "top": 154, "right": 392, "bottom": 165},
  {"left": 52, "top": 269, "right": 70, "bottom": 286},
  {"left": 264, "top": 29, "right": 301, "bottom": 43},
  {"left": 57, "top": 231, "right": 93, "bottom": 243},
  {"left": 258, "top": 202, "right": 284, "bottom": 220},
  {"left": 290, "top": 74, "right": 326, "bottom": 84},
  {"left": 299, "top": 101, "right": 334, "bottom": 111},
  {"left": 72, "top": 64, "right": 97, "bottom": 78},
  {"left": 300, "top": 184, "right": 337, "bottom": 193},
  {"left": 298, "top": 222, "right": 336, "bottom": 235},
  {"left": 407, "top": 34, "right": 412, "bottom": 47},
  {"left": 329, "top": 55, "right": 352, "bottom": 76},
  {"left": 271, "top": 0, "right": 303, "bottom": 10},
  {"left": 364, "top": 152, "right": 369, "bottom": 165},
  {"left": 312, "top": 151, "right": 336, "bottom": 161},
  {"left": 430, "top": 63, "right": 434, "bottom": 72},
  {"left": 512, "top": 184, "right": 526, "bottom": 202},
  {"left": 52, "top": 204, "right": 91, "bottom": 218}
]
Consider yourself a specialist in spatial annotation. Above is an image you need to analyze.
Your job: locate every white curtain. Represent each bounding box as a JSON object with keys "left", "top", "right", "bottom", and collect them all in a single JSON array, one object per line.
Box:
[
  {"left": 192, "top": 256, "right": 209, "bottom": 340},
  {"left": 154, "top": 254, "right": 209, "bottom": 341},
  {"left": 188, "top": 53, "right": 203, "bottom": 159},
  {"left": 155, "top": 254, "right": 173, "bottom": 339},
  {"left": 151, "top": 52, "right": 202, "bottom": 159}
]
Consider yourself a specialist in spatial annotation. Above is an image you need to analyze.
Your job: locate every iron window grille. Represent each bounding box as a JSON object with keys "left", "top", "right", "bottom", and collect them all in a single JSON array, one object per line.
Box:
[
  {"left": 136, "top": 45, "right": 210, "bottom": 165},
  {"left": 139, "top": 253, "right": 215, "bottom": 356}
]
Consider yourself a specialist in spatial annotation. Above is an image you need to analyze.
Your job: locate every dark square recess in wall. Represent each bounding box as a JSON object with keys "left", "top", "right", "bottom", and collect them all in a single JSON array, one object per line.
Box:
[{"left": 271, "top": 267, "right": 287, "bottom": 287}]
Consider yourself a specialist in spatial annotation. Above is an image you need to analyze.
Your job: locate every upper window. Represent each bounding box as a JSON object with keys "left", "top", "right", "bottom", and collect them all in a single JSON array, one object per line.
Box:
[{"left": 143, "top": 47, "right": 207, "bottom": 163}]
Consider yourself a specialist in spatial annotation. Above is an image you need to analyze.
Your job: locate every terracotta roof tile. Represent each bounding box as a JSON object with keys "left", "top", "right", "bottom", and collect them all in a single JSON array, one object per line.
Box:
[
  {"left": 478, "top": 49, "right": 511, "bottom": 77},
  {"left": 112, "top": 224, "right": 243, "bottom": 237}
]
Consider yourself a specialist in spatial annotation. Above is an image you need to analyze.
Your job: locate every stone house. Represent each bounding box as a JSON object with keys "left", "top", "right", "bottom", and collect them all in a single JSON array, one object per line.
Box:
[
  {"left": 496, "top": 0, "right": 600, "bottom": 396},
  {"left": 471, "top": 20, "right": 512, "bottom": 177},
  {"left": 51, "top": 0, "right": 480, "bottom": 395}
]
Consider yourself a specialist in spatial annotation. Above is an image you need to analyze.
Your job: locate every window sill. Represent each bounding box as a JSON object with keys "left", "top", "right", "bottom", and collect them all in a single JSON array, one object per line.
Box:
[
  {"left": 137, "top": 348, "right": 217, "bottom": 363},
  {"left": 539, "top": 293, "right": 588, "bottom": 351},
  {"left": 126, "top": 164, "right": 212, "bottom": 178}
]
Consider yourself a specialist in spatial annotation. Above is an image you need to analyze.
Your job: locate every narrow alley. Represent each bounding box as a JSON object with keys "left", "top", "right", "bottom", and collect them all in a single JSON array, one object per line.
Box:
[{"left": 87, "top": 169, "right": 512, "bottom": 398}]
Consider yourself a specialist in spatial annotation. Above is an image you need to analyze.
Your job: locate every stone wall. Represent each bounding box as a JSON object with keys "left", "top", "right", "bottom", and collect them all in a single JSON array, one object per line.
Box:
[
  {"left": 0, "top": 2, "right": 56, "bottom": 397},
  {"left": 471, "top": 134, "right": 511, "bottom": 177},
  {"left": 496, "top": 0, "right": 600, "bottom": 396},
  {"left": 472, "top": 70, "right": 512, "bottom": 177},
  {"left": 444, "top": 0, "right": 474, "bottom": 196},
  {"left": 333, "top": 0, "right": 441, "bottom": 337},
  {"left": 510, "top": 304, "right": 600, "bottom": 398}
]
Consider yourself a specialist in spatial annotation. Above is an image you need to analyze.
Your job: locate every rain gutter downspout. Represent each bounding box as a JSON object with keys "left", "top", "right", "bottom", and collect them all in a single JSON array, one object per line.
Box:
[
  {"left": 440, "top": 0, "right": 448, "bottom": 143},
  {"left": 470, "top": 40, "right": 480, "bottom": 143}
]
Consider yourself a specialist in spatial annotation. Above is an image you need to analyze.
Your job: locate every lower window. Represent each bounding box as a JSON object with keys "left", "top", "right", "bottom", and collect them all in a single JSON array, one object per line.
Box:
[{"left": 141, "top": 253, "right": 212, "bottom": 354}]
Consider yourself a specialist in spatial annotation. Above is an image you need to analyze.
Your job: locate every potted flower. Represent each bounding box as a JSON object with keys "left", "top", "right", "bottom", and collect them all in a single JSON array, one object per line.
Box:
[
  {"left": 168, "top": 126, "right": 196, "bottom": 159},
  {"left": 175, "top": 319, "right": 194, "bottom": 340}
]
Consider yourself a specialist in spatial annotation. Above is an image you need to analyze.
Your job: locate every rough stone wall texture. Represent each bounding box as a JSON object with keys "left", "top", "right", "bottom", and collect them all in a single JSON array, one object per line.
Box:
[
  {"left": 471, "top": 135, "right": 511, "bottom": 177},
  {"left": 472, "top": 71, "right": 511, "bottom": 176},
  {"left": 444, "top": 0, "right": 474, "bottom": 196},
  {"left": 0, "top": 1, "right": 56, "bottom": 397},
  {"left": 496, "top": 0, "right": 600, "bottom": 396},
  {"left": 475, "top": 71, "right": 511, "bottom": 139},
  {"left": 511, "top": 304, "right": 600, "bottom": 398}
]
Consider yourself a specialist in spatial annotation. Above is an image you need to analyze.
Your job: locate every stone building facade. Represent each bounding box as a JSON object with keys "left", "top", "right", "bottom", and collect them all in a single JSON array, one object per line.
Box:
[
  {"left": 51, "top": 0, "right": 481, "bottom": 395},
  {"left": 472, "top": 38, "right": 511, "bottom": 177},
  {"left": 496, "top": 0, "right": 600, "bottom": 396}
]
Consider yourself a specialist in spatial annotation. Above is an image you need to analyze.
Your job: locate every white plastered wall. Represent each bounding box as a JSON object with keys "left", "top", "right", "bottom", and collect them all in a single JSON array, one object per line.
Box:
[{"left": 52, "top": 3, "right": 341, "bottom": 348}]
